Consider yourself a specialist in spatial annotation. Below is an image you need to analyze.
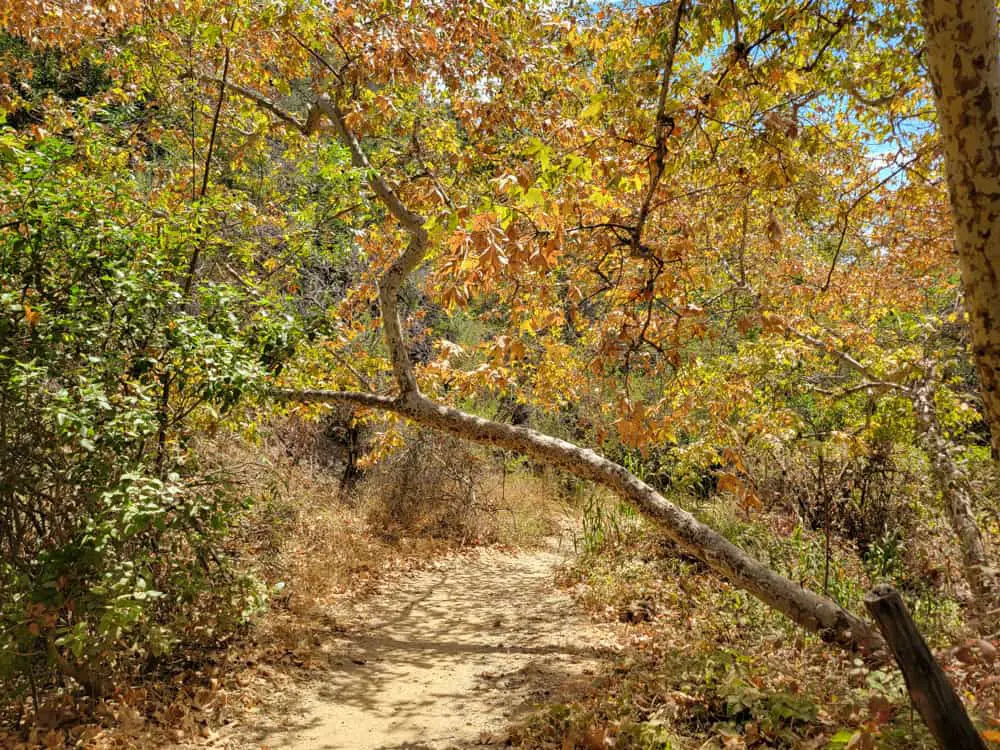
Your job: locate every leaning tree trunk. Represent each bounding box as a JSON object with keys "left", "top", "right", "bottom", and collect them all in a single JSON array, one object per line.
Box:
[
  {"left": 920, "top": 0, "right": 1000, "bottom": 458},
  {"left": 281, "top": 385, "right": 885, "bottom": 654},
  {"left": 912, "top": 377, "right": 1000, "bottom": 626},
  {"left": 256, "top": 91, "right": 890, "bottom": 659}
]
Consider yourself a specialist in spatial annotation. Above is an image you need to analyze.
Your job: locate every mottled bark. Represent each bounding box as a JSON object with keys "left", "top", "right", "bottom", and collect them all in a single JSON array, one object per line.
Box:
[
  {"left": 920, "top": 0, "right": 1000, "bottom": 456},
  {"left": 314, "top": 94, "right": 426, "bottom": 398}
]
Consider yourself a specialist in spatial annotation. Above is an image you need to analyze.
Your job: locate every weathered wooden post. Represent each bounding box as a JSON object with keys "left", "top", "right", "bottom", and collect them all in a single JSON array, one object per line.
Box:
[{"left": 864, "top": 584, "right": 986, "bottom": 750}]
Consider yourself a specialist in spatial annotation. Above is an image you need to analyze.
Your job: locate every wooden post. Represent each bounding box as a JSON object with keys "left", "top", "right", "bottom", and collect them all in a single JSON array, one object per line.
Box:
[{"left": 864, "top": 584, "right": 986, "bottom": 750}]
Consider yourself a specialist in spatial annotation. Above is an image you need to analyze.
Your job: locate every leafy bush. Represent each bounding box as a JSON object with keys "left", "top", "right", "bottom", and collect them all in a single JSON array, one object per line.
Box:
[{"left": 0, "top": 131, "right": 272, "bottom": 695}]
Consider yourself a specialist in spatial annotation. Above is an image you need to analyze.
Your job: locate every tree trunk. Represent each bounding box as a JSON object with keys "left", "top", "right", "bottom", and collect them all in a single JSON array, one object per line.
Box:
[
  {"left": 865, "top": 585, "right": 987, "bottom": 750},
  {"left": 911, "top": 377, "right": 999, "bottom": 626},
  {"left": 920, "top": 0, "right": 1000, "bottom": 457},
  {"left": 280, "top": 384, "right": 887, "bottom": 657}
]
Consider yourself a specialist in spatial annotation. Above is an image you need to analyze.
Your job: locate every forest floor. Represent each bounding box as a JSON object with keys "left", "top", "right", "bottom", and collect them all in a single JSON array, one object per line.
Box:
[
  {"left": 5, "top": 434, "right": 998, "bottom": 749},
  {"left": 228, "top": 532, "right": 619, "bottom": 750}
]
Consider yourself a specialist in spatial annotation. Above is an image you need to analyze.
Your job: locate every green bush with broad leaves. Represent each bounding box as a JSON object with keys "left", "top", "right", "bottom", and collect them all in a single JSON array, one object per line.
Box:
[{"left": 0, "top": 130, "right": 281, "bottom": 695}]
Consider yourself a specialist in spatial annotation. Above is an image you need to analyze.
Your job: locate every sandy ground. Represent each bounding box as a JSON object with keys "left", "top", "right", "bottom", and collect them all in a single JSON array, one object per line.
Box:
[{"left": 233, "top": 537, "right": 617, "bottom": 750}]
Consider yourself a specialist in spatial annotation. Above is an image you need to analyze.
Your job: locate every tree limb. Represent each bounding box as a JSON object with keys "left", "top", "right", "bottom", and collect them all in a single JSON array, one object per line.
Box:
[
  {"left": 252, "top": 70, "right": 890, "bottom": 660},
  {"left": 633, "top": 0, "right": 686, "bottom": 250},
  {"left": 788, "top": 325, "right": 901, "bottom": 386},
  {"left": 314, "top": 94, "right": 426, "bottom": 397},
  {"left": 274, "top": 384, "right": 887, "bottom": 658},
  {"left": 199, "top": 75, "right": 308, "bottom": 133}
]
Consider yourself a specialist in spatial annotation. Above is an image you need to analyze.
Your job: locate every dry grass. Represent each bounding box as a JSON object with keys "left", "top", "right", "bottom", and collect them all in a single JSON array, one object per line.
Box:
[
  {"left": 508, "top": 504, "right": 1000, "bottom": 750},
  {"left": 356, "top": 426, "right": 567, "bottom": 549},
  {"left": 1, "top": 416, "right": 572, "bottom": 749},
  {"left": 491, "top": 469, "right": 572, "bottom": 547}
]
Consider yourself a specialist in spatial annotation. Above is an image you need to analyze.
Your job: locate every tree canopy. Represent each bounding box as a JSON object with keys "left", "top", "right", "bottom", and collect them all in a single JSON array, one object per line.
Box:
[{"left": 2, "top": 0, "right": 999, "bottom": 740}]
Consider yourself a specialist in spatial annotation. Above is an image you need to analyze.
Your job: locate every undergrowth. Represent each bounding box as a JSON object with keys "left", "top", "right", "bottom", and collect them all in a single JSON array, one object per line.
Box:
[
  {"left": 509, "top": 492, "right": 997, "bottom": 749},
  {"left": 0, "top": 418, "right": 568, "bottom": 749}
]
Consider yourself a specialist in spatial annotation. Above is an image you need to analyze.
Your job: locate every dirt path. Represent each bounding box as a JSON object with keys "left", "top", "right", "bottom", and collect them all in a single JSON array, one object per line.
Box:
[{"left": 236, "top": 536, "right": 617, "bottom": 750}]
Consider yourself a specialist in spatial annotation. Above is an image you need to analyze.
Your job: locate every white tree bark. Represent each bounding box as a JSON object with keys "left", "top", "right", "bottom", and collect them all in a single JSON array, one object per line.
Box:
[
  {"left": 275, "top": 385, "right": 885, "bottom": 652},
  {"left": 920, "top": 0, "right": 1000, "bottom": 457},
  {"left": 912, "top": 376, "right": 1000, "bottom": 625}
]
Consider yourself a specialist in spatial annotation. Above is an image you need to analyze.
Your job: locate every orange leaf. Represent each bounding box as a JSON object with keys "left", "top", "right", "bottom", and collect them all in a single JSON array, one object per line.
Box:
[
  {"left": 23, "top": 303, "right": 40, "bottom": 327},
  {"left": 717, "top": 472, "right": 744, "bottom": 497}
]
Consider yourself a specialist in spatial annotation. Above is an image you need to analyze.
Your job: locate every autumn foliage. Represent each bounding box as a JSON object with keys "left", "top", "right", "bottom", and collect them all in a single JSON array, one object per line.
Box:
[{"left": 1, "top": 0, "right": 999, "bottom": 744}]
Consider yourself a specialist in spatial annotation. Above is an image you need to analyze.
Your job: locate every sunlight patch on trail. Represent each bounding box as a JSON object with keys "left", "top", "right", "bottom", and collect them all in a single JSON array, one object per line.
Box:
[{"left": 236, "top": 536, "right": 618, "bottom": 750}]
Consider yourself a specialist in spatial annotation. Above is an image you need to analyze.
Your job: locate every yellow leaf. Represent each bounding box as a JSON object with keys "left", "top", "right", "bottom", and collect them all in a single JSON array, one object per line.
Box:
[
  {"left": 783, "top": 69, "right": 804, "bottom": 92},
  {"left": 522, "top": 187, "right": 545, "bottom": 207},
  {"left": 580, "top": 96, "right": 604, "bottom": 120}
]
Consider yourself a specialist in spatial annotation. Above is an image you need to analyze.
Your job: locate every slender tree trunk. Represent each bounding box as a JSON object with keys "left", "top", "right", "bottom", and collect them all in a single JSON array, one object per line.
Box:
[
  {"left": 911, "top": 377, "right": 999, "bottom": 625},
  {"left": 788, "top": 327, "right": 999, "bottom": 625},
  {"left": 920, "top": 0, "right": 1000, "bottom": 457}
]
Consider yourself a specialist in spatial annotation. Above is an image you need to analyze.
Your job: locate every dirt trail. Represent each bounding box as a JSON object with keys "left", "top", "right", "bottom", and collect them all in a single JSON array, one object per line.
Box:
[{"left": 237, "top": 536, "right": 617, "bottom": 750}]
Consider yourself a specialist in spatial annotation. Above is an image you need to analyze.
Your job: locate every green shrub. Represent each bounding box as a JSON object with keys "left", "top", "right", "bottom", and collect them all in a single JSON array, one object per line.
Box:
[{"left": 0, "top": 130, "right": 272, "bottom": 695}]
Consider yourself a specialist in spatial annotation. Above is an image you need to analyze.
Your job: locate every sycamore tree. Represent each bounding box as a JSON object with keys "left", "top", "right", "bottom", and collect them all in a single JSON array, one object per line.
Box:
[
  {"left": 920, "top": 0, "right": 1000, "bottom": 458},
  {"left": 6, "top": 0, "right": 1000, "bottom": 663}
]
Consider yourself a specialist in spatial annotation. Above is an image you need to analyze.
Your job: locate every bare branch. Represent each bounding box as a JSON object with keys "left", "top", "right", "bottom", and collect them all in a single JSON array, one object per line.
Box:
[
  {"left": 271, "top": 388, "right": 396, "bottom": 410},
  {"left": 200, "top": 75, "right": 308, "bottom": 132},
  {"left": 789, "top": 326, "right": 905, "bottom": 388},
  {"left": 329, "top": 349, "right": 377, "bottom": 392},
  {"left": 288, "top": 30, "right": 345, "bottom": 84},
  {"left": 313, "top": 95, "right": 425, "bottom": 232},
  {"left": 273, "top": 383, "right": 887, "bottom": 659},
  {"left": 633, "top": 0, "right": 686, "bottom": 249},
  {"left": 845, "top": 82, "right": 912, "bottom": 109},
  {"left": 806, "top": 381, "right": 908, "bottom": 398}
]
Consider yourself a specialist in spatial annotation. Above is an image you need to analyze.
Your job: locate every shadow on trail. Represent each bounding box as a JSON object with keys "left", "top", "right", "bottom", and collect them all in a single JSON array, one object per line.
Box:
[{"left": 238, "top": 540, "right": 617, "bottom": 749}]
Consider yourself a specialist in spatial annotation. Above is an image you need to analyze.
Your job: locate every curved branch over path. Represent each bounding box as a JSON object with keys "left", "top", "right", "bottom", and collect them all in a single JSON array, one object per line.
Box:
[
  {"left": 274, "top": 384, "right": 885, "bottom": 654},
  {"left": 214, "top": 55, "right": 888, "bottom": 656},
  {"left": 257, "top": 90, "right": 887, "bottom": 656}
]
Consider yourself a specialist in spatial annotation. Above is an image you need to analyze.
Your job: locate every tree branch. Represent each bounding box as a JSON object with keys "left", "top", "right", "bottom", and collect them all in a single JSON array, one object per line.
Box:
[
  {"left": 313, "top": 94, "right": 427, "bottom": 398},
  {"left": 806, "top": 381, "right": 908, "bottom": 399},
  {"left": 199, "top": 75, "right": 308, "bottom": 133},
  {"left": 788, "top": 325, "right": 897, "bottom": 385},
  {"left": 271, "top": 388, "right": 396, "bottom": 410},
  {"left": 250, "top": 69, "right": 891, "bottom": 660},
  {"left": 845, "top": 82, "right": 911, "bottom": 109},
  {"left": 633, "top": 0, "right": 686, "bottom": 250},
  {"left": 273, "top": 383, "right": 887, "bottom": 659}
]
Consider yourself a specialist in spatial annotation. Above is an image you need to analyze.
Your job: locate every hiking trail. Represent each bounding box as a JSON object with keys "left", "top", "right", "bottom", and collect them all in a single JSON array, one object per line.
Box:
[{"left": 235, "top": 535, "right": 618, "bottom": 750}]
